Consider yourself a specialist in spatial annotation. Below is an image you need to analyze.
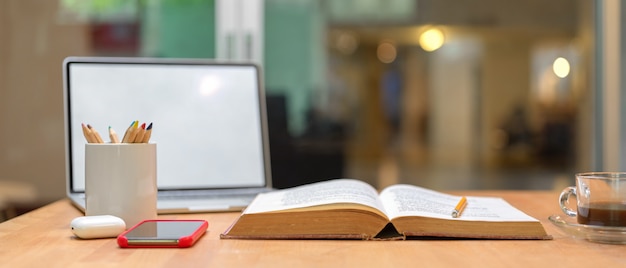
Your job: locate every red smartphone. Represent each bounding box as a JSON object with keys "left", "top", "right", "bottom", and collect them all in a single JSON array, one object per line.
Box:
[{"left": 117, "top": 219, "right": 208, "bottom": 248}]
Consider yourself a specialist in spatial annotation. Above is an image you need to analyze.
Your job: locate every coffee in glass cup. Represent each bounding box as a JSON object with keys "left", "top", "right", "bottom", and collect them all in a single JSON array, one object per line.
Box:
[{"left": 559, "top": 172, "right": 626, "bottom": 227}]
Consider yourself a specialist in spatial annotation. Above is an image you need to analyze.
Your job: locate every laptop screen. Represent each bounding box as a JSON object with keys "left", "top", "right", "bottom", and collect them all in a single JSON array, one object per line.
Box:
[{"left": 64, "top": 58, "right": 270, "bottom": 192}]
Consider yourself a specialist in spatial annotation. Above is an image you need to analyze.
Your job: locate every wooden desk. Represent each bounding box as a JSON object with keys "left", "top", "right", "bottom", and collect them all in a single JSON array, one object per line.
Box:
[{"left": 0, "top": 191, "right": 624, "bottom": 267}]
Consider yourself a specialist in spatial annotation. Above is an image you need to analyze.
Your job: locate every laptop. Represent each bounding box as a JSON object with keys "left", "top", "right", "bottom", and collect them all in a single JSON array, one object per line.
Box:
[{"left": 63, "top": 56, "right": 273, "bottom": 213}]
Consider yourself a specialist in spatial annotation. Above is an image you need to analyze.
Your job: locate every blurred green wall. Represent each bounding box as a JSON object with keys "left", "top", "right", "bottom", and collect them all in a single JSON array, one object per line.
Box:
[
  {"left": 265, "top": 0, "right": 326, "bottom": 135},
  {"left": 148, "top": 0, "right": 324, "bottom": 135},
  {"left": 148, "top": 0, "right": 216, "bottom": 58}
]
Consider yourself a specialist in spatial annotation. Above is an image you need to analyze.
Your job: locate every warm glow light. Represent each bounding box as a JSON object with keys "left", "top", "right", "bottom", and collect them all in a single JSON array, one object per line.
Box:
[
  {"left": 377, "top": 41, "right": 397, "bottom": 64},
  {"left": 552, "top": 57, "right": 570, "bottom": 78},
  {"left": 419, "top": 28, "right": 445, "bottom": 52},
  {"left": 336, "top": 32, "right": 359, "bottom": 55},
  {"left": 199, "top": 76, "right": 220, "bottom": 96}
]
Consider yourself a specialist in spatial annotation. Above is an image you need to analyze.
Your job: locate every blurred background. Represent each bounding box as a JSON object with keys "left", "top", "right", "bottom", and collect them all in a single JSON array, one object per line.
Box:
[{"left": 0, "top": 0, "right": 617, "bottom": 220}]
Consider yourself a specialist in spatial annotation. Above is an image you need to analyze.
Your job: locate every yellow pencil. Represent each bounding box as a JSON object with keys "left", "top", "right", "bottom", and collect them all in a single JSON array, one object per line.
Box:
[
  {"left": 109, "top": 126, "right": 120, "bottom": 143},
  {"left": 121, "top": 120, "right": 138, "bottom": 143},
  {"left": 451, "top": 196, "right": 467, "bottom": 218}
]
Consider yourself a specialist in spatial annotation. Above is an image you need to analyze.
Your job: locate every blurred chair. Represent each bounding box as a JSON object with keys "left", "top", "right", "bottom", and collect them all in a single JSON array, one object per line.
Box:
[
  {"left": 0, "top": 180, "right": 37, "bottom": 221},
  {"left": 266, "top": 94, "right": 346, "bottom": 189}
]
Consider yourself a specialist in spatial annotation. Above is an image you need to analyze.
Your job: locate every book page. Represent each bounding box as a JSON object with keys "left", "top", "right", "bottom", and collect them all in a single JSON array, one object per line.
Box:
[
  {"left": 379, "top": 184, "right": 538, "bottom": 222},
  {"left": 244, "top": 179, "right": 387, "bottom": 215}
]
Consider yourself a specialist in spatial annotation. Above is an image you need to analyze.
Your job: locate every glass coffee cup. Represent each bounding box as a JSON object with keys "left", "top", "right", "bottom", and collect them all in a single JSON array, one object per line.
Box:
[{"left": 559, "top": 172, "right": 626, "bottom": 227}]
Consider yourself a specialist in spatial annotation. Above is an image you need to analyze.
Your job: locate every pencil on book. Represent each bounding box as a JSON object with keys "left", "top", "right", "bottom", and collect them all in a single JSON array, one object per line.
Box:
[
  {"left": 81, "top": 123, "right": 96, "bottom": 143},
  {"left": 133, "top": 122, "right": 146, "bottom": 143},
  {"left": 121, "top": 120, "right": 138, "bottom": 143},
  {"left": 87, "top": 124, "right": 104, "bottom": 143},
  {"left": 141, "top": 122, "right": 153, "bottom": 143},
  {"left": 109, "top": 126, "right": 120, "bottom": 143},
  {"left": 451, "top": 196, "right": 467, "bottom": 218}
]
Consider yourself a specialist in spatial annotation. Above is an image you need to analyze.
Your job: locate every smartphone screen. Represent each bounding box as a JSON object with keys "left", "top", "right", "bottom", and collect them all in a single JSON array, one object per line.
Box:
[{"left": 118, "top": 220, "right": 208, "bottom": 248}]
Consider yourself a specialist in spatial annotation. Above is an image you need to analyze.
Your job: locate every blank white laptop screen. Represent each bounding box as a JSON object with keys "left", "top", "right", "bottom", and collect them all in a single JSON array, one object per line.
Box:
[{"left": 66, "top": 59, "right": 268, "bottom": 192}]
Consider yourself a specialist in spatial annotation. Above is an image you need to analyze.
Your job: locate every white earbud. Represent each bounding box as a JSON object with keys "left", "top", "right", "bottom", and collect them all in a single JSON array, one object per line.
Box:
[{"left": 70, "top": 215, "right": 126, "bottom": 239}]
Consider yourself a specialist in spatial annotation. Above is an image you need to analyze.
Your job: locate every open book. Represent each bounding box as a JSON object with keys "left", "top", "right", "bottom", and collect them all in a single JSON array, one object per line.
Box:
[{"left": 220, "top": 179, "right": 551, "bottom": 240}]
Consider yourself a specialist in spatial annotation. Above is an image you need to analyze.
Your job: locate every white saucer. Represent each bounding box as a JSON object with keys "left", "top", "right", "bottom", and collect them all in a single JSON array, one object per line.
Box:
[{"left": 548, "top": 215, "right": 626, "bottom": 244}]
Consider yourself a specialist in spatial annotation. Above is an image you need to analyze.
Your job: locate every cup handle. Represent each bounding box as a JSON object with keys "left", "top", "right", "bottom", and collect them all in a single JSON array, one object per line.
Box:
[{"left": 559, "top": 186, "right": 577, "bottom": 217}]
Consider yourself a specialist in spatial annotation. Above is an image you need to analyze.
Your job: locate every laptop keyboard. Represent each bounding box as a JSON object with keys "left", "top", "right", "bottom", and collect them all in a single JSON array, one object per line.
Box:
[
  {"left": 157, "top": 196, "right": 253, "bottom": 211},
  {"left": 157, "top": 188, "right": 268, "bottom": 200},
  {"left": 74, "top": 189, "right": 270, "bottom": 212},
  {"left": 155, "top": 189, "right": 268, "bottom": 211},
  {"left": 157, "top": 193, "right": 256, "bottom": 200}
]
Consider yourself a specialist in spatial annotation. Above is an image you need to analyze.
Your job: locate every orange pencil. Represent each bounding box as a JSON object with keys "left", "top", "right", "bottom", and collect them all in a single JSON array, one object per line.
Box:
[{"left": 451, "top": 196, "right": 467, "bottom": 218}]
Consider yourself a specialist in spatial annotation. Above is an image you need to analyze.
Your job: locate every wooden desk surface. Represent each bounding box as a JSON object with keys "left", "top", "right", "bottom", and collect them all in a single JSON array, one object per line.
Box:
[{"left": 0, "top": 191, "right": 625, "bottom": 267}]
